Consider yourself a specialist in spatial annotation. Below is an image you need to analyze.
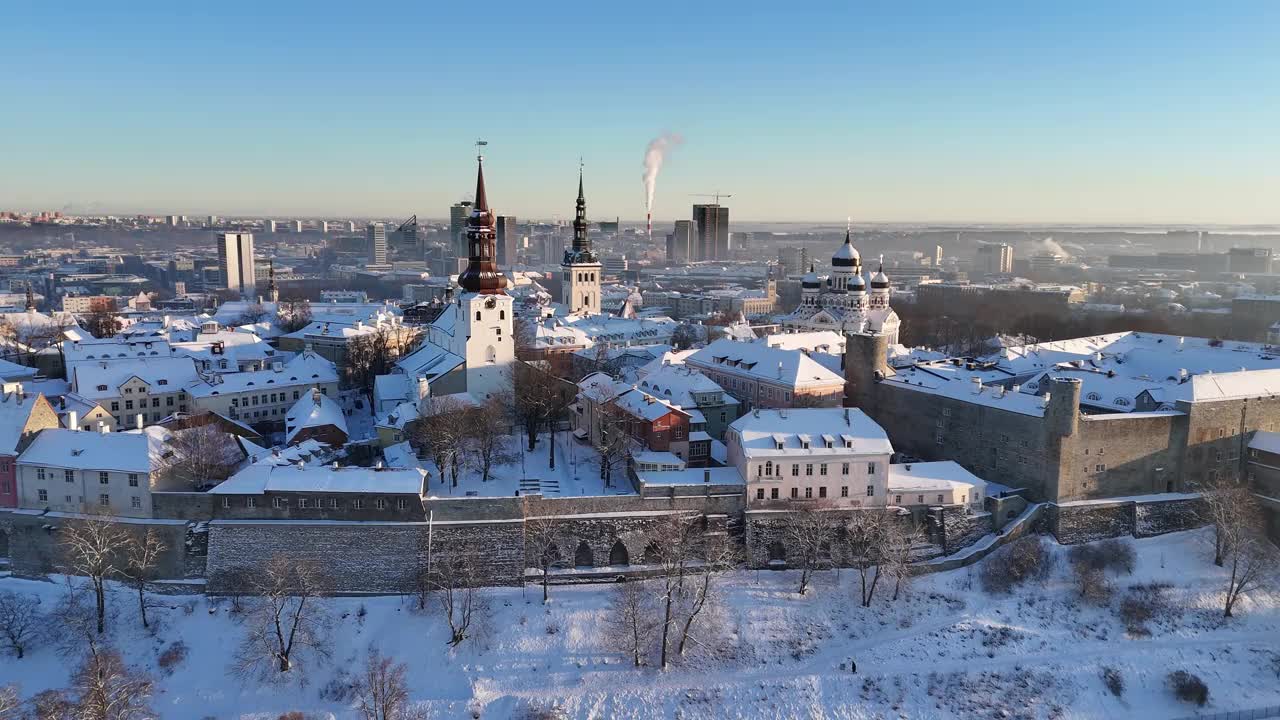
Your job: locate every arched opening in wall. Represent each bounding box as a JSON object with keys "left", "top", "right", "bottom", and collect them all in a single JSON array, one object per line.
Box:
[
  {"left": 642, "top": 541, "right": 662, "bottom": 564},
  {"left": 485, "top": 345, "right": 496, "bottom": 364},
  {"left": 608, "top": 540, "right": 630, "bottom": 566},
  {"left": 767, "top": 541, "right": 786, "bottom": 564},
  {"left": 574, "top": 541, "right": 594, "bottom": 568}
]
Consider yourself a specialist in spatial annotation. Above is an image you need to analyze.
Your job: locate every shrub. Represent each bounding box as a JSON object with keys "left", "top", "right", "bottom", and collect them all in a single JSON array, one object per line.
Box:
[
  {"left": 980, "top": 537, "right": 1054, "bottom": 593},
  {"left": 1074, "top": 566, "right": 1113, "bottom": 605},
  {"left": 157, "top": 641, "right": 189, "bottom": 674},
  {"left": 1068, "top": 540, "right": 1136, "bottom": 576},
  {"left": 1119, "top": 583, "right": 1172, "bottom": 635},
  {"left": 1101, "top": 667, "right": 1124, "bottom": 698},
  {"left": 1168, "top": 670, "right": 1209, "bottom": 707}
]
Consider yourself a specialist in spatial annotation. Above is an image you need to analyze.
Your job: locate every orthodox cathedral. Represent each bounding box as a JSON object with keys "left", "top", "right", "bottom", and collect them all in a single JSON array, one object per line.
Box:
[{"left": 780, "top": 230, "right": 900, "bottom": 343}]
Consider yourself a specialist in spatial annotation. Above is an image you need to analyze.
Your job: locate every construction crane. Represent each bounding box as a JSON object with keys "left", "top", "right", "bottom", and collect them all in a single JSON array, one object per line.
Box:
[
  {"left": 396, "top": 214, "right": 419, "bottom": 248},
  {"left": 691, "top": 191, "right": 734, "bottom": 205}
]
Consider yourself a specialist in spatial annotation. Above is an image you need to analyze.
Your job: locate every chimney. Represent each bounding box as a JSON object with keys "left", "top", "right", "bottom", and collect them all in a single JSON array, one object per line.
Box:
[
  {"left": 98, "top": 421, "right": 107, "bottom": 434},
  {"left": 69, "top": 410, "right": 78, "bottom": 430},
  {"left": 136, "top": 414, "right": 144, "bottom": 430},
  {"left": 417, "top": 377, "right": 429, "bottom": 401},
  {"left": 312, "top": 387, "right": 322, "bottom": 405},
  {"left": 971, "top": 377, "right": 983, "bottom": 394}
]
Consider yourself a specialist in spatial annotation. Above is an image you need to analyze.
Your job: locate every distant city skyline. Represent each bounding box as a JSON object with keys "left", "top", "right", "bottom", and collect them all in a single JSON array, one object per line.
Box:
[{"left": 3, "top": 1, "right": 1278, "bottom": 224}]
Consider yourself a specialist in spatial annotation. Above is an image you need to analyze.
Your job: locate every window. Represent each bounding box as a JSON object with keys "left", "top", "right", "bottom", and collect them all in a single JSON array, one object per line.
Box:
[
  {"left": 131, "top": 496, "right": 141, "bottom": 509},
  {"left": 328, "top": 498, "right": 338, "bottom": 509},
  {"left": 763, "top": 461, "right": 773, "bottom": 476},
  {"left": 111, "top": 401, "right": 119, "bottom": 411},
  {"left": 375, "top": 498, "right": 387, "bottom": 510},
  {"left": 866, "top": 485, "right": 874, "bottom": 497},
  {"left": 125, "top": 400, "right": 133, "bottom": 410},
  {"left": 840, "top": 486, "right": 849, "bottom": 497},
  {"left": 803, "top": 487, "right": 813, "bottom": 499},
  {"left": 99, "top": 471, "right": 109, "bottom": 484},
  {"left": 397, "top": 498, "right": 408, "bottom": 510},
  {"left": 475, "top": 311, "right": 481, "bottom": 321},
  {"left": 804, "top": 463, "right": 813, "bottom": 476},
  {"left": 167, "top": 396, "right": 174, "bottom": 406},
  {"left": 37, "top": 467, "right": 45, "bottom": 481},
  {"left": 818, "top": 486, "right": 827, "bottom": 498},
  {"left": 937, "top": 494, "right": 944, "bottom": 504},
  {"left": 841, "top": 463, "right": 849, "bottom": 475},
  {"left": 353, "top": 498, "right": 365, "bottom": 510},
  {"left": 756, "top": 488, "right": 765, "bottom": 500},
  {"left": 1094, "top": 464, "right": 1106, "bottom": 472},
  {"left": 151, "top": 398, "right": 159, "bottom": 408},
  {"left": 895, "top": 495, "right": 902, "bottom": 504},
  {"left": 791, "top": 464, "right": 799, "bottom": 477},
  {"left": 246, "top": 497, "right": 256, "bottom": 508},
  {"left": 273, "top": 497, "right": 286, "bottom": 509},
  {"left": 790, "top": 487, "right": 798, "bottom": 499},
  {"left": 37, "top": 489, "right": 47, "bottom": 502},
  {"left": 917, "top": 495, "right": 924, "bottom": 504},
  {"left": 99, "top": 493, "right": 110, "bottom": 506},
  {"left": 771, "top": 488, "right": 779, "bottom": 499},
  {"left": 222, "top": 497, "right": 231, "bottom": 509},
  {"left": 819, "top": 464, "right": 828, "bottom": 476},
  {"left": 128, "top": 473, "right": 138, "bottom": 487},
  {"left": 298, "top": 498, "right": 309, "bottom": 509},
  {"left": 866, "top": 462, "right": 876, "bottom": 475},
  {"left": 65, "top": 469, "right": 74, "bottom": 482}
]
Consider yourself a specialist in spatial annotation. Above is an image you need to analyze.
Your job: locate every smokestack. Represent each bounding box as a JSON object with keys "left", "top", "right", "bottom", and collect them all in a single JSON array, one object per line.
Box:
[
  {"left": 136, "top": 414, "right": 144, "bottom": 430},
  {"left": 647, "top": 211, "right": 652, "bottom": 245},
  {"left": 641, "top": 132, "right": 683, "bottom": 218}
]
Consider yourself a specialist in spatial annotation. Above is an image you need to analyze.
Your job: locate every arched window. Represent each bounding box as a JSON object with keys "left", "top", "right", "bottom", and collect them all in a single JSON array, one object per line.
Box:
[
  {"left": 642, "top": 541, "right": 662, "bottom": 565},
  {"left": 1086, "top": 392, "right": 1101, "bottom": 401},
  {"left": 764, "top": 460, "right": 773, "bottom": 476},
  {"left": 574, "top": 541, "right": 594, "bottom": 568},
  {"left": 485, "top": 346, "right": 497, "bottom": 364},
  {"left": 1114, "top": 397, "right": 1131, "bottom": 407},
  {"left": 475, "top": 311, "right": 481, "bottom": 321},
  {"left": 608, "top": 540, "right": 630, "bottom": 566}
]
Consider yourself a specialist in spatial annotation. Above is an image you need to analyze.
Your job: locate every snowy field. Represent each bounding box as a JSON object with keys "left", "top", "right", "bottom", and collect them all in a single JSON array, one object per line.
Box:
[
  {"left": 2, "top": 528, "right": 1278, "bottom": 719},
  {"left": 423, "top": 432, "right": 630, "bottom": 499}
]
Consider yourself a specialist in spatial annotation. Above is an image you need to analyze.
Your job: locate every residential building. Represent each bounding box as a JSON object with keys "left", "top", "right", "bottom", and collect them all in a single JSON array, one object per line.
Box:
[
  {"left": 685, "top": 338, "right": 846, "bottom": 410},
  {"left": 69, "top": 356, "right": 199, "bottom": 427},
  {"left": 217, "top": 232, "right": 256, "bottom": 295},
  {"left": 366, "top": 222, "right": 388, "bottom": 266},
  {"left": 209, "top": 465, "right": 427, "bottom": 521},
  {"left": 16, "top": 428, "right": 156, "bottom": 518},
  {"left": 285, "top": 388, "right": 349, "bottom": 447},
  {"left": 727, "top": 408, "right": 893, "bottom": 509},
  {"left": 0, "top": 385, "right": 60, "bottom": 508},
  {"left": 973, "top": 243, "right": 1014, "bottom": 275},
  {"left": 185, "top": 350, "right": 340, "bottom": 429}
]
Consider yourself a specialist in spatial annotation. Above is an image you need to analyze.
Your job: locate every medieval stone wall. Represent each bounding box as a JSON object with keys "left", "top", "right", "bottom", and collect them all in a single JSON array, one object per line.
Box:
[
  {"left": 1047, "top": 496, "right": 1206, "bottom": 545},
  {"left": 0, "top": 510, "right": 194, "bottom": 579}
]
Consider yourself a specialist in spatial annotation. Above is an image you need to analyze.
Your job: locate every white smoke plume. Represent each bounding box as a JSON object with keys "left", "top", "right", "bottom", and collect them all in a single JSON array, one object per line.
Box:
[
  {"left": 642, "top": 132, "right": 683, "bottom": 212},
  {"left": 1021, "top": 236, "right": 1071, "bottom": 260}
]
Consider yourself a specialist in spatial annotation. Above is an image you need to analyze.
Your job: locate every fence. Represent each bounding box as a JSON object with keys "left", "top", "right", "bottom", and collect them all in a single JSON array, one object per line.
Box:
[{"left": 1174, "top": 706, "right": 1280, "bottom": 720}]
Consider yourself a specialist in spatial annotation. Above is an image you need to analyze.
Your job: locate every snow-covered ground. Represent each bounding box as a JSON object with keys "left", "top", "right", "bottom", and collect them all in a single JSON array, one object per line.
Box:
[
  {"left": 425, "top": 432, "right": 632, "bottom": 498},
  {"left": 3, "top": 528, "right": 1278, "bottom": 719}
]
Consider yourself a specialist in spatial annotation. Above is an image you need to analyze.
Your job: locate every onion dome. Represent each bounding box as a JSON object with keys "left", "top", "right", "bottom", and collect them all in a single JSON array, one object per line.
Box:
[
  {"left": 801, "top": 263, "right": 821, "bottom": 289},
  {"left": 870, "top": 264, "right": 890, "bottom": 289},
  {"left": 849, "top": 272, "right": 866, "bottom": 291},
  {"left": 831, "top": 229, "right": 861, "bottom": 267}
]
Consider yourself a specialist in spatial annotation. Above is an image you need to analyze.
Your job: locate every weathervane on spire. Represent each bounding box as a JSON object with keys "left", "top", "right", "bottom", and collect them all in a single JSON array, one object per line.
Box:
[{"left": 475, "top": 138, "right": 488, "bottom": 162}]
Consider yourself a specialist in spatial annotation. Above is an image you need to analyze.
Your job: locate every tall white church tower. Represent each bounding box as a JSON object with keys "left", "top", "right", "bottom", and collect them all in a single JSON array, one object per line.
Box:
[
  {"left": 451, "top": 150, "right": 514, "bottom": 400},
  {"left": 560, "top": 168, "right": 601, "bottom": 315}
]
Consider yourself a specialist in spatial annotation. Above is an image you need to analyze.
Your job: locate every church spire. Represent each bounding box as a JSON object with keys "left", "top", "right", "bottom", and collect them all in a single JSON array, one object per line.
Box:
[
  {"left": 572, "top": 161, "right": 590, "bottom": 254},
  {"left": 458, "top": 144, "right": 508, "bottom": 295},
  {"left": 267, "top": 260, "right": 279, "bottom": 302}
]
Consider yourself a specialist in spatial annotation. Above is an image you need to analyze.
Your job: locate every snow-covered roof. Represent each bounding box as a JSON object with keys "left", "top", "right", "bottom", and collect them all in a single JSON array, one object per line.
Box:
[
  {"left": 687, "top": 338, "right": 845, "bottom": 389},
  {"left": 211, "top": 464, "right": 426, "bottom": 495},
  {"left": 729, "top": 408, "right": 893, "bottom": 457},
  {"left": 0, "top": 356, "right": 37, "bottom": 380},
  {"left": 761, "top": 331, "right": 845, "bottom": 354},
  {"left": 395, "top": 341, "right": 463, "bottom": 380},
  {"left": 0, "top": 389, "right": 47, "bottom": 452},
  {"left": 64, "top": 337, "right": 174, "bottom": 366},
  {"left": 577, "top": 372, "right": 629, "bottom": 404},
  {"left": 1250, "top": 431, "right": 1280, "bottom": 456},
  {"left": 614, "top": 388, "right": 690, "bottom": 422},
  {"left": 285, "top": 390, "right": 348, "bottom": 444},
  {"left": 71, "top": 356, "right": 201, "bottom": 401},
  {"left": 185, "top": 350, "right": 337, "bottom": 398},
  {"left": 887, "top": 461, "right": 985, "bottom": 494},
  {"left": 636, "top": 364, "right": 733, "bottom": 408},
  {"left": 19, "top": 428, "right": 153, "bottom": 473},
  {"left": 635, "top": 466, "right": 743, "bottom": 487}
]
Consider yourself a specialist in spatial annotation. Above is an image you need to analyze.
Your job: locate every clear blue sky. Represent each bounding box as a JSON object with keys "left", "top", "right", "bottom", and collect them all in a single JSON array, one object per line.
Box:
[{"left": 3, "top": 1, "right": 1278, "bottom": 224}]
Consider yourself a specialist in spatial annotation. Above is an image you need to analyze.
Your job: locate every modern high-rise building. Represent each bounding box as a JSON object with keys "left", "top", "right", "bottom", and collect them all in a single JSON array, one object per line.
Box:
[
  {"left": 366, "top": 223, "right": 388, "bottom": 265},
  {"left": 216, "top": 232, "right": 256, "bottom": 295},
  {"left": 450, "top": 201, "right": 473, "bottom": 260},
  {"left": 777, "top": 246, "right": 810, "bottom": 278},
  {"left": 666, "top": 220, "right": 693, "bottom": 263},
  {"left": 974, "top": 243, "right": 1013, "bottom": 275},
  {"left": 496, "top": 215, "right": 518, "bottom": 268},
  {"left": 264, "top": 220, "right": 278, "bottom": 234},
  {"left": 692, "top": 203, "right": 730, "bottom": 261}
]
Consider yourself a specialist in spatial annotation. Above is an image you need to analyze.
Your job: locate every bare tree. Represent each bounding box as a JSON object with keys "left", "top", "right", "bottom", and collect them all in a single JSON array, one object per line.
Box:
[
  {"left": 0, "top": 684, "right": 19, "bottom": 720},
  {"left": 50, "top": 580, "right": 107, "bottom": 660},
  {"left": 58, "top": 517, "right": 130, "bottom": 635},
  {"left": 675, "top": 531, "right": 738, "bottom": 658},
  {"left": 670, "top": 323, "right": 701, "bottom": 351},
  {"left": 783, "top": 508, "right": 842, "bottom": 595},
  {"left": 1210, "top": 490, "right": 1276, "bottom": 617},
  {"left": 120, "top": 529, "right": 166, "bottom": 630},
  {"left": 155, "top": 424, "right": 244, "bottom": 490},
  {"left": 235, "top": 556, "right": 331, "bottom": 678},
  {"left": 83, "top": 303, "right": 122, "bottom": 340},
  {"left": 653, "top": 513, "right": 702, "bottom": 669},
  {"left": 408, "top": 396, "right": 469, "bottom": 489},
  {"left": 69, "top": 643, "right": 155, "bottom": 720},
  {"left": 593, "top": 403, "right": 633, "bottom": 489},
  {"left": 432, "top": 555, "right": 481, "bottom": 647},
  {"left": 0, "top": 590, "right": 43, "bottom": 659},
  {"left": 235, "top": 302, "right": 270, "bottom": 326},
  {"left": 846, "top": 510, "right": 891, "bottom": 607},
  {"left": 1201, "top": 477, "right": 1249, "bottom": 567},
  {"left": 354, "top": 648, "right": 411, "bottom": 720},
  {"left": 512, "top": 362, "right": 573, "bottom": 468},
  {"left": 209, "top": 566, "right": 253, "bottom": 614},
  {"left": 277, "top": 296, "right": 313, "bottom": 334},
  {"left": 346, "top": 326, "right": 403, "bottom": 401},
  {"left": 464, "top": 395, "right": 517, "bottom": 483},
  {"left": 523, "top": 514, "right": 560, "bottom": 604},
  {"left": 606, "top": 580, "right": 657, "bottom": 667},
  {"left": 881, "top": 514, "right": 923, "bottom": 602}
]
